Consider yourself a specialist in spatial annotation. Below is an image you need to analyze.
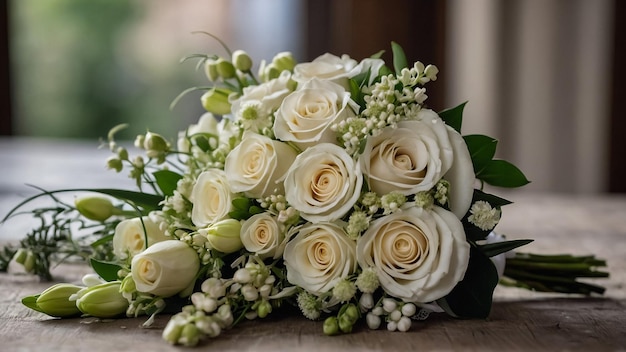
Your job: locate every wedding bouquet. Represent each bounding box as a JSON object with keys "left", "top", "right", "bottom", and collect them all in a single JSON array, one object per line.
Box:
[{"left": 2, "top": 38, "right": 608, "bottom": 347}]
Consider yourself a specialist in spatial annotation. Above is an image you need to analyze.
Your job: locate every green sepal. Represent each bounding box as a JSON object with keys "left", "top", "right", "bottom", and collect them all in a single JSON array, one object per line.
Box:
[
  {"left": 439, "top": 102, "right": 466, "bottom": 133},
  {"left": 391, "top": 41, "right": 408, "bottom": 76},
  {"left": 153, "top": 170, "right": 183, "bottom": 197},
  {"left": 438, "top": 246, "right": 499, "bottom": 319},
  {"left": 477, "top": 160, "right": 530, "bottom": 188},
  {"left": 90, "top": 258, "right": 123, "bottom": 282},
  {"left": 21, "top": 295, "right": 45, "bottom": 314},
  {"left": 478, "top": 239, "right": 534, "bottom": 258}
]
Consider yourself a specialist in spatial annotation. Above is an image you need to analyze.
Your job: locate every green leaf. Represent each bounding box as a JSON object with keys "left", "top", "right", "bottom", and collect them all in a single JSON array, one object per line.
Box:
[
  {"left": 228, "top": 209, "right": 249, "bottom": 221},
  {"left": 153, "top": 170, "right": 183, "bottom": 197},
  {"left": 90, "top": 234, "right": 114, "bottom": 248},
  {"left": 477, "top": 160, "right": 530, "bottom": 188},
  {"left": 438, "top": 247, "right": 499, "bottom": 318},
  {"left": 370, "top": 49, "right": 385, "bottom": 59},
  {"left": 463, "top": 134, "right": 497, "bottom": 174},
  {"left": 472, "top": 189, "right": 513, "bottom": 207},
  {"left": 21, "top": 295, "right": 45, "bottom": 314},
  {"left": 232, "top": 197, "right": 251, "bottom": 210},
  {"left": 439, "top": 102, "right": 466, "bottom": 133},
  {"left": 2, "top": 188, "right": 164, "bottom": 223},
  {"left": 391, "top": 41, "right": 408, "bottom": 76},
  {"left": 90, "top": 258, "right": 122, "bottom": 282},
  {"left": 479, "top": 239, "right": 534, "bottom": 257}
]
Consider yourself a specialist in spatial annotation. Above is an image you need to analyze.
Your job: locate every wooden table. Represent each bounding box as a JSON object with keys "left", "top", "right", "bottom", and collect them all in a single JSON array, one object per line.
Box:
[{"left": 1, "top": 137, "right": 625, "bottom": 351}]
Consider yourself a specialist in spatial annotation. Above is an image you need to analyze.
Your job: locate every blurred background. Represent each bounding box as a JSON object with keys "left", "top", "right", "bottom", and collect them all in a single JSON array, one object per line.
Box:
[{"left": 0, "top": 0, "right": 623, "bottom": 193}]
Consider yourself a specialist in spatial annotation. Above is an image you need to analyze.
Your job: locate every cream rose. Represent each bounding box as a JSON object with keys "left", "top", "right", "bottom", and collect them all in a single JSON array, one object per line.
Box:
[
  {"left": 224, "top": 132, "right": 297, "bottom": 199},
  {"left": 273, "top": 78, "right": 357, "bottom": 149},
  {"left": 360, "top": 111, "right": 452, "bottom": 196},
  {"left": 283, "top": 222, "right": 357, "bottom": 295},
  {"left": 284, "top": 143, "right": 362, "bottom": 223},
  {"left": 131, "top": 240, "right": 200, "bottom": 297},
  {"left": 190, "top": 169, "right": 235, "bottom": 227},
  {"left": 112, "top": 215, "right": 169, "bottom": 259},
  {"left": 292, "top": 53, "right": 360, "bottom": 86},
  {"left": 240, "top": 213, "right": 287, "bottom": 259},
  {"left": 356, "top": 206, "right": 470, "bottom": 303}
]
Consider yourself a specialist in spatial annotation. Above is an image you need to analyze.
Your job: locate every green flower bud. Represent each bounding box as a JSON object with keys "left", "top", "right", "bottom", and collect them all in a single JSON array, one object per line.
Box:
[
  {"left": 35, "top": 283, "right": 84, "bottom": 318},
  {"left": 75, "top": 281, "right": 128, "bottom": 318},
  {"left": 201, "top": 88, "right": 233, "bottom": 116},
  {"left": 338, "top": 314, "right": 354, "bottom": 333},
  {"left": 256, "top": 300, "right": 272, "bottom": 319},
  {"left": 342, "top": 304, "right": 359, "bottom": 323},
  {"left": 215, "top": 58, "right": 236, "bottom": 79},
  {"left": 23, "top": 250, "right": 36, "bottom": 273},
  {"left": 272, "top": 52, "right": 296, "bottom": 72},
  {"left": 204, "top": 58, "right": 219, "bottom": 82},
  {"left": 162, "top": 319, "right": 184, "bottom": 344},
  {"left": 106, "top": 156, "right": 123, "bottom": 173},
  {"left": 116, "top": 146, "right": 129, "bottom": 161},
  {"left": 181, "top": 323, "right": 201, "bottom": 347},
  {"left": 323, "top": 316, "right": 340, "bottom": 336},
  {"left": 143, "top": 131, "right": 171, "bottom": 158},
  {"left": 232, "top": 50, "right": 253, "bottom": 72},
  {"left": 120, "top": 274, "right": 136, "bottom": 294},
  {"left": 205, "top": 219, "right": 243, "bottom": 254},
  {"left": 75, "top": 196, "right": 116, "bottom": 222},
  {"left": 12, "top": 248, "right": 27, "bottom": 265}
]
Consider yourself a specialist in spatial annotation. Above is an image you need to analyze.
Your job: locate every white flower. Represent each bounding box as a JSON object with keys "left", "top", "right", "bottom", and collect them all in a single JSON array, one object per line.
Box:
[
  {"left": 240, "top": 212, "right": 287, "bottom": 259},
  {"left": 224, "top": 132, "right": 297, "bottom": 199},
  {"left": 131, "top": 240, "right": 200, "bottom": 297},
  {"left": 113, "top": 216, "right": 169, "bottom": 259},
  {"left": 359, "top": 109, "right": 474, "bottom": 218},
  {"left": 230, "top": 71, "right": 293, "bottom": 133},
  {"left": 359, "top": 111, "right": 452, "bottom": 196},
  {"left": 356, "top": 206, "right": 470, "bottom": 303},
  {"left": 284, "top": 222, "right": 357, "bottom": 296},
  {"left": 467, "top": 201, "right": 501, "bottom": 231},
  {"left": 443, "top": 125, "right": 475, "bottom": 218},
  {"left": 292, "top": 53, "right": 360, "bottom": 86},
  {"left": 284, "top": 143, "right": 363, "bottom": 223},
  {"left": 190, "top": 169, "right": 235, "bottom": 227},
  {"left": 273, "top": 78, "right": 357, "bottom": 149}
]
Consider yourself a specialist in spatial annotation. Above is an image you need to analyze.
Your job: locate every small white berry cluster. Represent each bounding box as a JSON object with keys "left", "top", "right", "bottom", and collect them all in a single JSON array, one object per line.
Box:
[{"left": 361, "top": 296, "right": 417, "bottom": 332}]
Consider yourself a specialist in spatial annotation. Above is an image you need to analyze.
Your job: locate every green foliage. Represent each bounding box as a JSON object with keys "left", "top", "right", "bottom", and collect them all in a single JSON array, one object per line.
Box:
[
  {"left": 391, "top": 41, "right": 408, "bottom": 76},
  {"left": 228, "top": 197, "right": 264, "bottom": 221},
  {"left": 478, "top": 239, "right": 534, "bottom": 258},
  {"left": 153, "top": 170, "right": 183, "bottom": 197},
  {"left": 477, "top": 160, "right": 530, "bottom": 188},
  {"left": 90, "top": 258, "right": 123, "bottom": 282},
  {"left": 439, "top": 102, "right": 466, "bottom": 134},
  {"left": 439, "top": 247, "right": 499, "bottom": 319}
]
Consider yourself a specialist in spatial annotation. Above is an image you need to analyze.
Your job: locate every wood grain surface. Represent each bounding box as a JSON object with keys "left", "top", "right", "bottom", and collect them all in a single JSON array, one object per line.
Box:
[{"left": 0, "top": 139, "right": 625, "bottom": 351}]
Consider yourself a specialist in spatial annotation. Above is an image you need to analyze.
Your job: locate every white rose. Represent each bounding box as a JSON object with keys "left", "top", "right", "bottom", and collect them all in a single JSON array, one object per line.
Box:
[
  {"left": 112, "top": 216, "right": 169, "bottom": 259},
  {"left": 360, "top": 111, "right": 453, "bottom": 196},
  {"left": 442, "top": 126, "right": 475, "bottom": 218},
  {"left": 284, "top": 143, "right": 363, "bottom": 223},
  {"left": 190, "top": 169, "right": 235, "bottom": 227},
  {"left": 224, "top": 132, "right": 297, "bottom": 199},
  {"left": 230, "top": 71, "right": 293, "bottom": 133},
  {"left": 356, "top": 206, "right": 470, "bottom": 303},
  {"left": 283, "top": 222, "right": 357, "bottom": 295},
  {"left": 292, "top": 53, "right": 360, "bottom": 86},
  {"left": 131, "top": 240, "right": 200, "bottom": 297},
  {"left": 273, "top": 78, "right": 357, "bottom": 149},
  {"left": 177, "top": 112, "right": 219, "bottom": 153},
  {"left": 240, "top": 212, "right": 287, "bottom": 259}
]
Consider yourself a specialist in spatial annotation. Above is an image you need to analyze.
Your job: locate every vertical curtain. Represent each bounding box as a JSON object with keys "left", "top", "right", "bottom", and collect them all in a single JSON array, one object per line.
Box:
[{"left": 446, "top": 0, "right": 614, "bottom": 193}]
